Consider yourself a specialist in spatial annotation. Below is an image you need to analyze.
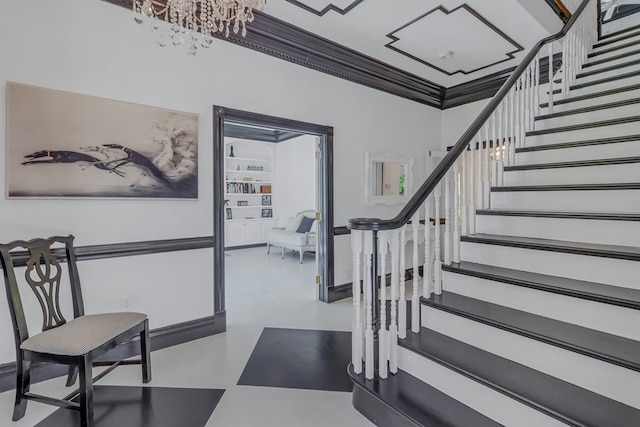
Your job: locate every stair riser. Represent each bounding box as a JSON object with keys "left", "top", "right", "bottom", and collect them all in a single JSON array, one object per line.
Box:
[
  {"left": 576, "top": 63, "right": 640, "bottom": 85},
  {"left": 584, "top": 49, "right": 640, "bottom": 73},
  {"left": 565, "top": 75, "right": 640, "bottom": 99},
  {"left": 602, "top": 15, "right": 640, "bottom": 38},
  {"left": 459, "top": 240, "right": 640, "bottom": 289},
  {"left": 475, "top": 214, "right": 640, "bottom": 247},
  {"left": 592, "top": 33, "right": 640, "bottom": 54},
  {"left": 502, "top": 163, "right": 640, "bottom": 186},
  {"left": 535, "top": 102, "right": 640, "bottom": 130},
  {"left": 490, "top": 188, "right": 640, "bottom": 213},
  {"left": 540, "top": 85, "right": 640, "bottom": 114},
  {"left": 515, "top": 140, "right": 640, "bottom": 164},
  {"left": 397, "top": 347, "right": 566, "bottom": 427},
  {"left": 526, "top": 121, "right": 640, "bottom": 146},
  {"left": 589, "top": 43, "right": 640, "bottom": 62},
  {"left": 420, "top": 306, "right": 640, "bottom": 410},
  {"left": 442, "top": 271, "right": 640, "bottom": 340}
]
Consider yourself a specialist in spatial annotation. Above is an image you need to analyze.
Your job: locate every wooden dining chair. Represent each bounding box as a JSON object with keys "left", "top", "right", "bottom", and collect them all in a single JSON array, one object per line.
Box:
[{"left": 0, "top": 235, "right": 151, "bottom": 427}]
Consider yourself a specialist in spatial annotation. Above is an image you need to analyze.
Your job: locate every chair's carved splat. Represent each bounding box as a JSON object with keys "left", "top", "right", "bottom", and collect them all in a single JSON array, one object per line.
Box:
[{"left": 25, "top": 245, "right": 66, "bottom": 331}]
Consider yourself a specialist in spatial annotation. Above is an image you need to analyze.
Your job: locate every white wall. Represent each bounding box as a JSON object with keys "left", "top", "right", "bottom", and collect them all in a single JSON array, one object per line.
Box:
[
  {"left": 0, "top": 0, "right": 442, "bottom": 363},
  {"left": 441, "top": 99, "right": 491, "bottom": 150},
  {"left": 275, "top": 135, "right": 317, "bottom": 226}
]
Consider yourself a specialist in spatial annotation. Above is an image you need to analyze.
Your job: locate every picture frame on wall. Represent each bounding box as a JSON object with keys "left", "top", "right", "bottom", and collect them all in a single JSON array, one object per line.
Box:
[
  {"left": 261, "top": 195, "right": 271, "bottom": 205},
  {"left": 5, "top": 82, "right": 199, "bottom": 199},
  {"left": 261, "top": 208, "right": 272, "bottom": 218},
  {"left": 226, "top": 208, "right": 233, "bottom": 220}
]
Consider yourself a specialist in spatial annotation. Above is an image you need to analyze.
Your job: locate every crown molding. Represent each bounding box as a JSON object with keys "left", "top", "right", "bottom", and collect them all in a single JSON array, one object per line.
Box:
[{"left": 103, "top": 0, "right": 562, "bottom": 110}]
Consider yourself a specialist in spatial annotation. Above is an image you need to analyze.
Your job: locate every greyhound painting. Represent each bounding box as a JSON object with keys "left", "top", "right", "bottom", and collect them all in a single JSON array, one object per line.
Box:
[{"left": 6, "top": 82, "right": 198, "bottom": 198}]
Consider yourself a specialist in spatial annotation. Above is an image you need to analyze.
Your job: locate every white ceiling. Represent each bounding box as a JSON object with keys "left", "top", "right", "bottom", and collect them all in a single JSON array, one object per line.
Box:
[{"left": 260, "top": 0, "right": 563, "bottom": 87}]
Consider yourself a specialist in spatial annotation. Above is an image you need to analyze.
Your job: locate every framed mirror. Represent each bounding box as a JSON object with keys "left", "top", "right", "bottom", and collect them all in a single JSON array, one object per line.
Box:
[{"left": 364, "top": 152, "right": 413, "bottom": 206}]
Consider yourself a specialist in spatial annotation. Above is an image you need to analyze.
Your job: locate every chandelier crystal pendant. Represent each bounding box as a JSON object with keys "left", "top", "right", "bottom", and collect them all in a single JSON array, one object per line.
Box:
[{"left": 133, "top": 0, "right": 264, "bottom": 55}]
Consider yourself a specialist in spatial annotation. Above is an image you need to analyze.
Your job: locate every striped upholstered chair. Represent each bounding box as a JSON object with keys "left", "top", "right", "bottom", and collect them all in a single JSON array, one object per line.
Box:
[{"left": 0, "top": 235, "right": 151, "bottom": 427}]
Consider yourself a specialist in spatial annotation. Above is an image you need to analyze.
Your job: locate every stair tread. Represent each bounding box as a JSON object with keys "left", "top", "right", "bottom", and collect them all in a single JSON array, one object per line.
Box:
[
  {"left": 535, "top": 97, "right": 640, "bottom": 121},
  {"left": 516, "top": 134, "right": 640, "bottom": 153},
  {"left": 492, "top": 182, "right": 640, "bottom": 191},
  {"left": 422, "top": 292, "right": 640, "bottom": 371},
  {"left": 539, "top": 83, "right": 640, "bottom": 109},
  {"left": 461, "top": 233, "right": 640, "bottom": 261},
  {"left": 504, "top": 155, "right": 640, "bottom": 171},
  {"left": 526, "top": 115, "right": 640, "bottom": 136},
  {"left": 475, "top": 209, "right": 640, "bottom": 221},
  {"left": 348, "top": 365, "right": 503, "bottom": 427},
  {"left": 401, "top": 327, "right": 640, "bottom": 427},
  {"left": 442, "top": 261, "right": 640, "bottom": 309}
]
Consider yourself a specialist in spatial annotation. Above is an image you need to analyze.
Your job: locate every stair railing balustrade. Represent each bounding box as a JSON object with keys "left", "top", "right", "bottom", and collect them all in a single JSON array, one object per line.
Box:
[{"left": 348, "top": 0, "right": 597, "bottom": 380}]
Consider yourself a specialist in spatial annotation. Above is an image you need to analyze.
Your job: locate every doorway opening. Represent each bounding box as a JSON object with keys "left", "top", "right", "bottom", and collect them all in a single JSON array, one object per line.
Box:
[{"left": 213, "top": 106, "right": 334, "bottom": 318}]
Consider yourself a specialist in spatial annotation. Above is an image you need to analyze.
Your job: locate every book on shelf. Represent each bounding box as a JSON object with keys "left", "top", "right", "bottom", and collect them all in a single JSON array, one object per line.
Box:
[{"left": 226, "top": 182, "right": 258, "bottom": 194}]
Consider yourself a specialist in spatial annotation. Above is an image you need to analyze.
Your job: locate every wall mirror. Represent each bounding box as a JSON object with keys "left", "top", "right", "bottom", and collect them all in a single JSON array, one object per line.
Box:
[{"left": 364, "top": 152, "right": 413, "bottom": 206}]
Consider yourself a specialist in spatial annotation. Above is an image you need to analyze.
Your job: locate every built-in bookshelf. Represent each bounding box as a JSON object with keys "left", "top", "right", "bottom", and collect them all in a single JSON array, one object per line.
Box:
[{"left": 224, "top": 140, "right": 278, "bottom": 247}]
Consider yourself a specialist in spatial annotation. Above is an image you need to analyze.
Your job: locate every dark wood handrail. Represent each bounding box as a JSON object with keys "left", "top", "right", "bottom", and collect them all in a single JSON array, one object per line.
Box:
[
  {"left": 554, "top": 0, "right": 573, "bottom": 18},
  {"left": 348, "top": 0, "right": 593, "bottom": 231}
]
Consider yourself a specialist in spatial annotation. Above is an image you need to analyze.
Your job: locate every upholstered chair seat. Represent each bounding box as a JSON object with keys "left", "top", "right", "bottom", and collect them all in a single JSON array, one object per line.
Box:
[{"left": 21, "top": 312, "right": 147, "bottom": 356}]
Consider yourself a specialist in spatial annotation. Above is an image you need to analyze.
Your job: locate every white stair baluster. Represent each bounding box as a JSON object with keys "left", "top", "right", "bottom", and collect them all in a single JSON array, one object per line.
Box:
[
  {"left": 444, "top": 169, "right": 451, "bottom": 265},
  {"left": 493, "top": 111, "right": 499, "bottom": 187},
  {"left": 478, "top": 129, "right": 484, "bottom": 210},
  {"left": 509, "top": 88, "right": 516, "bottom": 166},
  {"left": 389, "top": 229, "right": 399, "bottom": 374},
  {"left": 433, "top": 184, "right": 442, "bottom": 295},
  {"left": 461, "top": 149, "right": 468, "bottom": 237},
  {"left": 377, "top": 231, "right": 388, "bottom": 379},
  {"left": 423, "top": 197, "right": 432, "bottom": 298},
  {"left": 411, "top": 212, "right": 420, "bottom": 333},
  {"left": 519, "top": 76, "right": 525, "bottom": 148},
  {"left": 351, "top": 230, "right": 363, "bottom": 374},
  {"left": 484, "top": 124, "right": 491, "bottom": 208},
  {"left": 469, "top": 137, "right": 477, "bottom": 235},
  {"left": 453, "top": 157, "right": 461, "bottom": 263},
  {"left": 548, "top": 44, "right": 554, "bottom": 114},
  {"left": 398, "top": 225, "right": 407, "bottom": 339},
  {"left": 363, "top": 231, "right": 374, "bottom": 380},
  {"left": 497, "top": 103, "right": 505, "bottom": 187},
  {"left": 532, "top": 52, "right": 542, "bottom": 119}
]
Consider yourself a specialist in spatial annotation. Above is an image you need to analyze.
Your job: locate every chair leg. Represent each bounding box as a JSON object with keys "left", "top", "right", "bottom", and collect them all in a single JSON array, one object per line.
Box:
[
  {"left": 140, "top": 320, "right": 152, "bottom": 383},
  {"left": 299, "top": 250, "right": 303, "bottom": 264},
  {"left": 78, "top": 356, "right": 94, "bottom": 427},
  {"left": 281, "top": 247, "right": 285, "bottom": 259},
  {"left": 66, "top": 366, "right": 78, "bottom": 387},
  {"left": 12, "top": 359, "right": 30, "bottom": 421},
  {"left": 266, "top": 243, "right": 271, "bottom": 254}
]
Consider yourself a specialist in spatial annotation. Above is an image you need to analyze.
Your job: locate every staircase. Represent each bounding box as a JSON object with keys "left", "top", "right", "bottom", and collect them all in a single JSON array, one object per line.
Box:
[{"left": 349, "top": 17, "right": 640, "bottom": 427}]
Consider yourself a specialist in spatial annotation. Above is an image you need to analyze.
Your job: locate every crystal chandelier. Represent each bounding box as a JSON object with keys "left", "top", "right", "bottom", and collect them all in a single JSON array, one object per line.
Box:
[{"left": 133, "top": 0, "right": 264, "bottom": 55}]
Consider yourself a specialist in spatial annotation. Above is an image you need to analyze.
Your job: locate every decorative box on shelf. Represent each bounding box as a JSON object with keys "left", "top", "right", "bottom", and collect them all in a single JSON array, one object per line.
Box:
[{"left": 260, "top": 185, "right": 271, "bottom": 193}]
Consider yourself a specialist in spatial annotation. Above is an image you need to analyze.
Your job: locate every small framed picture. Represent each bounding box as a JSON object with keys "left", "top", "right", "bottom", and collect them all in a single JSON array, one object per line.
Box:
[
  {"left": 237, "top": 200, "right": 248, "bottom": 206},
  {"left": 226, "top": 208, "right": 232, "bottom": 220},
  {"left": 261, "top": 208, "right": 272, "bottom": 218},
  {"left": 261, "top": 195, "right": 271, "bottom": 206}
]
